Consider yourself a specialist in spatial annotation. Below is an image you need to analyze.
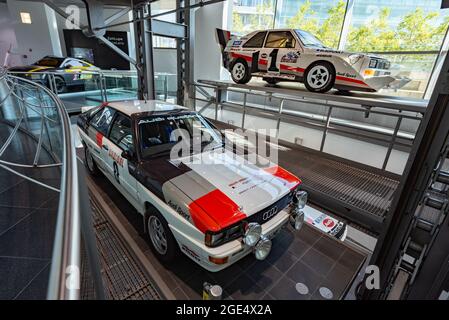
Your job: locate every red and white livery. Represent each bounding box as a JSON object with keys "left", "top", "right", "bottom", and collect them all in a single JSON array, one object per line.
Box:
[
  {"left": 216, "top": 28, "right": 410, "bottom": 93},
  {"left": 77, "top": 100, "right": 310, "bottom": 271}
]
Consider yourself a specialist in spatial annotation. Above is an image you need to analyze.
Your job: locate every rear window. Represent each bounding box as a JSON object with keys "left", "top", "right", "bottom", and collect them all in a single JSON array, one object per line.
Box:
[
  {"left": 90, "top": 107, "right": 116, "bottom": 136},
  {"left": 243, "top": 32, "right": 267, "bottom": 48}
]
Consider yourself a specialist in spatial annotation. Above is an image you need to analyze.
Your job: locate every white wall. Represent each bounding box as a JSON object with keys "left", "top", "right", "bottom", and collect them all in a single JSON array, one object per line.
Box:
[
  {"left": 6, "top": 0, "right": 62, "bottom": 64},
  {"left": 0, "top": 2, "right": 21, "bottom": 67},
  {"left": 194, "top": 1, "right": 225, "bottom": 81}
]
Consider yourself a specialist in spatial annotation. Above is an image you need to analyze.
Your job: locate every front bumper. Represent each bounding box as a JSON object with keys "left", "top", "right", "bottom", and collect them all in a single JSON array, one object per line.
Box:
[
  {"left": 170, "top": 207, "right": 292, "bottom": 272},
  {"left": 364, "top": 75, "right": 411, "bottom": 91}
]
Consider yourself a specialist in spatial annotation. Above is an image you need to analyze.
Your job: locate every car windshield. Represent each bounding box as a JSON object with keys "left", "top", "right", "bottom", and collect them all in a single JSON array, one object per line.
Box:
[
  {"left": 34, "top": 57, "right": 64, "bottom": 67},
  {"left": 295, "top": 30, "right": 327, "bottom": 48},
  {"left": 138, "top": 113, "right": 223, "bottom": 159}
]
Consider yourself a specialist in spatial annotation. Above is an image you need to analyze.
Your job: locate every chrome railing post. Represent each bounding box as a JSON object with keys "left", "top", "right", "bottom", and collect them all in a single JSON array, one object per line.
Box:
[
  {"left": 382, "top": 113, "right": 404, "bottom": 170},
  {"left": 320, "top": 105, "right": 333, "bottom": 152},
  {"left": 276, "top": 99, "right": 285, "bottom": 138},
  {"left": 214, "top": 87, "right": 219, "bottom": 120},
  {"left": 241, "top": 92, "right": 247, "bottom": 129}
]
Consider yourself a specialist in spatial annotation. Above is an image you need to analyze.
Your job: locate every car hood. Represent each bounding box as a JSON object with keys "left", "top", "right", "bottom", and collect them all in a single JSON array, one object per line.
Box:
[{"left": 140, "top": 148, "right": 301, "bottom": 232}]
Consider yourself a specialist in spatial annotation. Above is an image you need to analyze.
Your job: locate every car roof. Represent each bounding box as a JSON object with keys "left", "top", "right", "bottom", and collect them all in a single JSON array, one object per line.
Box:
[
  {"left": 108, "top": 100, "right": 187, "bottom": 116},
  {"left": 246, "top": 28, "right": 296, "bottom": 35}
]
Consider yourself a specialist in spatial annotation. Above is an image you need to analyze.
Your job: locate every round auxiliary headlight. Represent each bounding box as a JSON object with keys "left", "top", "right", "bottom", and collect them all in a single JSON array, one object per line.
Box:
[
  {"left": 253, "top": 235, "right": 272, "bottom": 260},
  {"left": 290, "top": 208, "right": 305, "bottom": 231},
  {"left": 295, "top": 190, "right": 308, "bottom": 209},
  {"left": 243, "top": 222, "right": 262, "bottom": 247}
]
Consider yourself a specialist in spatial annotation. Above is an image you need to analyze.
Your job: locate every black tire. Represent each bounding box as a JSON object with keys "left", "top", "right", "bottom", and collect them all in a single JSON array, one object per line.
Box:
[
  {"left": 84, "top": 144, "right": 100, "bottom": 176},
  {"left": 230, "top": 59, "right": 252, "bottom": 84},
  {"left": 146, "top": 209, "right": 178, "bottom": 263},
  {"left": 263, "top": 77, "right": 279, "bottom": 85},
  {"left": 54, "top": 76, "right": 67, "bottom": 93},
  {"left": 303, "top": 61, "right": 335, "bottom": 93}
]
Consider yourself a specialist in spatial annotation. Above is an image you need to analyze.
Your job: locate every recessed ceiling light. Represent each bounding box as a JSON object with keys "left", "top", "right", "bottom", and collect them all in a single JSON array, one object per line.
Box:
[{"left": 20, "top": 12, "right": 32, "bottom": 24}]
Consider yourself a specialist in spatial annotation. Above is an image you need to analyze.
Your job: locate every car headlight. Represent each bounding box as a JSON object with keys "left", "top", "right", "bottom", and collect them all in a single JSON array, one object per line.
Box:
[
  {"left": 293, "top": 190, "right": 308, "bottom": 209},
  {"left": 348, "top": 54, "right": 364, "bottom": 65},
  {"left": 369, "top": 58, "right": 378, "bottom": 68},
  {"left": 205, "top": 223, "right": 244, "bottom": 247},
  {"left": 243, "top": 222, "right": 262, "bottom": 247},
  {"left": 290, "top": 207, "right": 305, "bottom": 231},
  {"left": 253, "top": 235, "right": 272, "bottom": 260}
]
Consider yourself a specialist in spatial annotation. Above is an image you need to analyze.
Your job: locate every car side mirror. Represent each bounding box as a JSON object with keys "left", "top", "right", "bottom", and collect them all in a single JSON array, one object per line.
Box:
[{"left": 121, "top": 149, "right": 134, "bottom": 160}]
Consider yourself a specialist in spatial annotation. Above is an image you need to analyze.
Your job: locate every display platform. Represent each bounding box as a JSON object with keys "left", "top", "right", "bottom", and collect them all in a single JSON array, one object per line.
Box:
[{"left": 198, "top": 79, "right": 428, "bottom": 112}]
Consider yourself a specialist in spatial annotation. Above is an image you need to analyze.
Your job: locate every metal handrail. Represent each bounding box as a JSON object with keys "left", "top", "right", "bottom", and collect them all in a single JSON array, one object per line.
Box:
[
  {"left": 191, "top": 81, "right": 424, "bottom": 171},
  {"left": 1, "top": 73, "right": 80, "bottom": 299}
]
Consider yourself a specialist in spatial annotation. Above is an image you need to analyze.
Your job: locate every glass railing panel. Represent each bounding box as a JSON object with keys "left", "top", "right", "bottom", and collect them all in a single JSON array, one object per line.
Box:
[{"left": 102, "top": 71, "right": 138, "bottom": 102}]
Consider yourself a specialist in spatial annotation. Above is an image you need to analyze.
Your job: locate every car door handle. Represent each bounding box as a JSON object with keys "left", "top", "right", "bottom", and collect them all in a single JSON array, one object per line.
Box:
[{"left": 102, "top": 144, "right": 109, "bottom": 151}]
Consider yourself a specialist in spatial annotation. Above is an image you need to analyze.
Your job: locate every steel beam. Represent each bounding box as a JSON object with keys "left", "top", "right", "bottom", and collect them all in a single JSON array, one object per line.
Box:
[
  {"left": 82, "top": 0, "right": 106, "bottom": 37},
  {"left": 133, "top": 4, "right": 155, "bottom": 100},
  {"left": 104, "top": 7, "right": 132, "bottom": 26},
  {"left": 42, "top": 0, "right": 136, "bottom": 67},
  {"left": 151, "top": 19, "right": 187, "bottom": 39},
  {"left": 360, "top": 34, "right": 449, "bottom": 300}
]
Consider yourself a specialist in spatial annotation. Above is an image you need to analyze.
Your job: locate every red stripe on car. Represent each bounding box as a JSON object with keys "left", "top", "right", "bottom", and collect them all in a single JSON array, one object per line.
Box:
[
  {"left": 335, "top": 76, "right": 368, "bottom": 86},
  {"left": 259, "top": 59, "right": 268, "bottom": 65},
  {"left": 280, "top": 64, "right": 305, "bottom": 73},
  {"left": 95, "top": 132, "right": 103, "bottom": 147},
  {"left": 188, "top": 189, "right": 247, "bottom": 233},
  {"left": 231, "top": 52, "right": 252, "bottom": 62},
  {"left": 263, "top": 165, "right": 301, "bottom": 190}
]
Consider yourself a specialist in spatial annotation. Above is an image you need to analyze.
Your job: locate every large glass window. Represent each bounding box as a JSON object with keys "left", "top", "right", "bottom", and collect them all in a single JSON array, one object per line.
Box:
[
  {"left": 275, "top": 0, "right": 347, "bottom": 49},
  {"left": 232, "top": 0, "right": 276, "bottom": 34},
  {"left": 345, "top": 0, "right": 449, "bottom": 98},
  {"left": 229, "top": 0, "right": 449, "bottom": 98}
]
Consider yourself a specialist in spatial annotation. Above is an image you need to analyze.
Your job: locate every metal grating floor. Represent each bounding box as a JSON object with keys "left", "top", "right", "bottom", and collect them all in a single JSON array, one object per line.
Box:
[
  {"left": 212, "top": 120, "right": 400, "bottom": 232},
  {"left": 88, "top": 196, "right": 162, "bottom": 300},
  {"left": 279, "top": 148, "right": 399, "bottom": 218}
]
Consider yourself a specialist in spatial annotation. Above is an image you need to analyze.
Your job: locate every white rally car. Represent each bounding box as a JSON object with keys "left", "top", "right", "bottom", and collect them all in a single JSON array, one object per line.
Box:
[
  {"left": 216, "top": 28, "right": 410, "bottom": 93},
  {"left": 77, "top": 100, "right": 345, "bottom": 271}
]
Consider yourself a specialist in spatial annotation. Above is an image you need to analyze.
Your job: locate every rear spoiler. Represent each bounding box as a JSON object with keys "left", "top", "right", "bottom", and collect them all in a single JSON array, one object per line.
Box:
[{"left": 215, "top": 28, "right": 234, "bottom": 68}]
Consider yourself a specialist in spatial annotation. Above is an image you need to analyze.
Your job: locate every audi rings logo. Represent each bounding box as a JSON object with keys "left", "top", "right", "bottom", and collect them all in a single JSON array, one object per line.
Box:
[{"left": 262, "top": 207, "right": 278, "bottom": 221}]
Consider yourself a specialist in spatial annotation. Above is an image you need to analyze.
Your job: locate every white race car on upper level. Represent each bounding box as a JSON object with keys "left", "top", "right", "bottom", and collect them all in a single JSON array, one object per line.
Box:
[{"left": 216, "top": 28, "right": 410, "bottom": 93}]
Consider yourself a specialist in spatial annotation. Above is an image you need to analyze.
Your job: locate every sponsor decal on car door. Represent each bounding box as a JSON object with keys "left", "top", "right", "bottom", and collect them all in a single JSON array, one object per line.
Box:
[{"left": 103, "top": 139, "right": 139, "bottom": 207}]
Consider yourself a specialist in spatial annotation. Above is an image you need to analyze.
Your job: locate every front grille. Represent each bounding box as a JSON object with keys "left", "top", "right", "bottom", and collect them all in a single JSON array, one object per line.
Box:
[{"left": 247, "top": 192, "right": 293, "bottom": 225}]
